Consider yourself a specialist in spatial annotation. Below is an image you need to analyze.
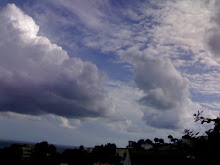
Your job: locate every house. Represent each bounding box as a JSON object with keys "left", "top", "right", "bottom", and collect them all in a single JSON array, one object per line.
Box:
[
  {"left": 22, "top": 145, "right": 34, "bottom": 160},
  {"left": 128, "top": 141, "right": 135, "bottom": 148}
]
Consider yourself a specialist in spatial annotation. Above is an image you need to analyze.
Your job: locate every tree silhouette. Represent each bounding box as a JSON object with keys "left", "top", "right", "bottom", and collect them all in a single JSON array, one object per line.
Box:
[
  {"left": 154, "top": 138, "right": 159, "bottom": 143},
  {"left": 168, "top": 135, "right": 178, "bottom": 143},
  {"left": 158, "top": 138, "right": 164, "bottom": 144},
  {"left": 145, "top": 139, "right": 153, "bottom": 145},
  {"left": 194, "top": 110, "right": 220, "bottom": 134},
  {"left": 61, "top": 145, "right": 89, "bottom": 165},
  {"left": 192, "top": 110, "right": 220, "bottom": 163},
  {"left": 182, "top": 129, "right": 199, "bottom": 139},
  {"left": 91, "top": 143, "right": 121, "bottom": 165},
  {"left": 1, "top": 144, "right": 23, "bottom": 164},
  {"left": 31, "top": 141, "right": 59, "bottom": 165}
]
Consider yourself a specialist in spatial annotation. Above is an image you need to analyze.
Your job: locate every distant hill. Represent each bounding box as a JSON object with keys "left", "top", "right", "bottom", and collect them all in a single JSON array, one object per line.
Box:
[
  {"left": 0, "top": 139, "right": 34, "bottom": 148},
  {"left": 0, "top": 139, "right": 76, "bottom": 153}
]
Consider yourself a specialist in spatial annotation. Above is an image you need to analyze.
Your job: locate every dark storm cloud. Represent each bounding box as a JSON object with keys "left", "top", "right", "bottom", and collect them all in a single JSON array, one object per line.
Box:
[
  {"left": 0, "top": 4, "right": 113, "bottom": 119},
  {"left": 206, "top": 1, "right": 220, "bottom": 58},
  {"left": 206, "top": 28, "right": 220, "bottom": 57}
]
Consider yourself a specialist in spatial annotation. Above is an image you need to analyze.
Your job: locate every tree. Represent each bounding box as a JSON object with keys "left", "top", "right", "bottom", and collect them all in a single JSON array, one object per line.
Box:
[
  {"left": 168, "top": 135, "right": 178, "bottom": 144},
  {"left": 193, "top": 110, "right": 220, "bottom": 163},
  {"left": 194, "top": 110, "right": 220, "bottom": 134},
  {"left": 79, "top": 145, "right": 84, "bottom": 151},
  {"left": 168, "top": 135, "right": 173, "bottom": 140},
  {"left": 31, "top": 141, "right": 59, "bottom": 165},
  {"left": 158, "top": 138, "right": 164, "bottom": 144},
  {"left": 154, "top": 138, "right": 159, "bottom": 143},
  {"left": 145, "top": 139, "right": 153, "bottom": 145},
  {"left": 182, "top": 129, "right": 199, "bottom": 139},
  {"left": 91, "top": 143, "right": 121, "bottom": 165},
  {"left": 61, "top": 146, "right": 89, "bottom": 165},
  {"left": 1, "top": 144, "right": 23, "bottom": 164}
]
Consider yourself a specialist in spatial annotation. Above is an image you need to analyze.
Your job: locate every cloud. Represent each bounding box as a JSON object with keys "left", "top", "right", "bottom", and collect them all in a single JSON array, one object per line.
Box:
[
  {"left": 48, "top": 115, "right": 81, "bottom": 129},
  {"left": 205, "top": 0, "right": 220, "bottom": 59},
  {"left": 18, "top": 0, "right": 220, "bottom": 131},
  {"left": 0, "top": 112, "right": 42, "bottom": 121},
  {"left": 0, "top": 4, "right": 114, "bottom": 119},
  {"left": 77, "top": 0, "right": 209, "bottom": 129},
  {"left": 206, "top": 28, "right": 220, "bottom": 58},
  {"left": 133, "top": 57, "right": 189, "bottom": 110},
  {"left": 51, "top": 0, "right": 110, "bottom": 30},
  {"left": 117, "top": 47, "right": 195, "bottom": 129},
  {"left": 106, "top": 81, "right": 145, "bottom": 133}
]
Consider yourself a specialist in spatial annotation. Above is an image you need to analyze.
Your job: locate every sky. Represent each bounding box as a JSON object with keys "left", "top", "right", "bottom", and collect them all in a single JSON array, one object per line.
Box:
[{"left": 1, "top": 0, "right": 220, "bottom": 148}]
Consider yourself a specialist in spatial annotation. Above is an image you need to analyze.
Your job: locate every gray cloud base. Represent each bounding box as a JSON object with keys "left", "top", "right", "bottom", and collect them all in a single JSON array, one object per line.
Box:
[
  {"left": 134, "top": 57, "right": 189, "bottom": 110},
  {"left": 206, "top": 1, "right": 220, "bottom": 58},
  {"left": 0, "top": 4, "right": 113, "bottom": 119},
  {"left": 124, "top": 54, "right": 190, "bottom": 129}
]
